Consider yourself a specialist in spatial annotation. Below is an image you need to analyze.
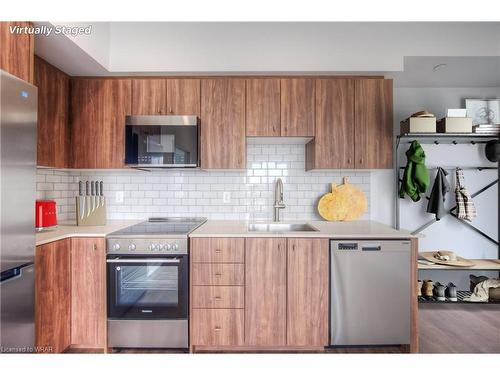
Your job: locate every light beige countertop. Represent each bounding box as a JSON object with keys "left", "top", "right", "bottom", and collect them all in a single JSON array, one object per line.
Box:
[
  {"left": 190, "top": 220, "right": 415, "bottom": 239},
  {"left": 36, "top": 219, "right": 414, "bottom": 246},
  {"left": 35, "top": 220, "right": 141, "bottom": 246}
]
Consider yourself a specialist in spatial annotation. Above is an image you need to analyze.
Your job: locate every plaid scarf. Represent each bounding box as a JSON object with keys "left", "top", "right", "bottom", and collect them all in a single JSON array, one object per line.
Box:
[{"left": 455, "top": 168, "right": 477, "bottom": 221}]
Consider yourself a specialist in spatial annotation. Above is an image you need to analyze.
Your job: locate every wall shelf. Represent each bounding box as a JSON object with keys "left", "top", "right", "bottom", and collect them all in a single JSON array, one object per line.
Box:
[
  {"left": 418, "top": 291, "right": 500, "bottom": 304},
  {"left": 398, "top": 133, "right": 499, "bottom": 145},
  {"left": 418, "top": 259, "right": 500, "bottom": 271}
]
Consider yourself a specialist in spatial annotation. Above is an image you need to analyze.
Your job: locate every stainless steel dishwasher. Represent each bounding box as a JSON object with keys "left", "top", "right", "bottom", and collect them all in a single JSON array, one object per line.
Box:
[{"left": 330, "top": 240, "right": 411, "bottom": 346}]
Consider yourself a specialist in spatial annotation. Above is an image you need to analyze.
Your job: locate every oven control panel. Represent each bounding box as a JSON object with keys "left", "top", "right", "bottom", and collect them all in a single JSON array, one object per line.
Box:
[{"left": 106, "top": 238, "right": 188, "bottom": 255}]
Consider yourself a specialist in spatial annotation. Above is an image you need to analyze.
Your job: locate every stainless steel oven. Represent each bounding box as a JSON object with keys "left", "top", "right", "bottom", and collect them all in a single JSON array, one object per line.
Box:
[
  {"left": 106, "top": 217, "right": 206, "bottom": 349},
  {"left": 125, "top": 115, "right": 199, "bottom": 168}
]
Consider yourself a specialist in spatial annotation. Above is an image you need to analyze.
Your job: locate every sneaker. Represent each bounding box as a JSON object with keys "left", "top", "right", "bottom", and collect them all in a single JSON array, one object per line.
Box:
[
  {"left": 446, "top": 282, "right": 457, "bottom": 302},
  {"left": 433, "top": 282, "right": 446, "bottom": 301}
]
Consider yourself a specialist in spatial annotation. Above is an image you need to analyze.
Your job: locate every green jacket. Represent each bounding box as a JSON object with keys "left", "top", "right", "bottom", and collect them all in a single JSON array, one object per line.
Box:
[{"left": 399, "top": 140, "right": 429, "bottom": 202}]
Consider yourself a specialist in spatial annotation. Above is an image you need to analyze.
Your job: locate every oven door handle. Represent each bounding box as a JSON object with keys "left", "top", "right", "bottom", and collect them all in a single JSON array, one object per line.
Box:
[{"left": 106, "top": 258, "right": 181, "bottom": 263}]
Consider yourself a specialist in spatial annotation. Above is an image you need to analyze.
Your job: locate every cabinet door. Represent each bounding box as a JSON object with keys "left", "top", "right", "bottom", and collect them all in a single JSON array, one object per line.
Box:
[
  {"left": 131, "top": 79, "right": 168, "bottom": 115},
  {"left": 35, "top": 240, "right": 71, "bottom": 353},
  {"left": 35, "top": 56, "right": 70, "bottom": 168},
  {"left": 306, "top": 79, "right": 354, "bottom": 170},
  {"left": 70, "top": 238, "right": 106, "bottom": 349},
  {"left": 246, "top": 79, "right": 280, "bottom": 137},
  {"left": 354, "top": 79, "right": 393, "bottom": 169},
  {"left": 287, "top": 238, "right": 329, "bottom": 347},
  {"left": 200, "top": 79, "right": 246, "bottom": 169},
  {"left": 280, "top": 78, "right": 315, "bottom": 137},
  {"left": 167, "top": 79, "right": 200, "bottom": 116},
  {"left": 98, "top": 79, "right": 131, "bottom": 168},
  {"left": 245, "top": 238, "right": 286, "bottom": 346},
  {"left": 0, "top": 21, "right": 34, "bottom": 83},
  {"left": 71, "top": 79, "right": 131, "bottom": 168}
]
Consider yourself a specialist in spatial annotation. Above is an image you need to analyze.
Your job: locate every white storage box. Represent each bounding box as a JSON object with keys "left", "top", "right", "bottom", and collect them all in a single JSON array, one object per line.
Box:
[
  {"left": 400, "top": 117, "right": 436, "bottom": 134},
  {"left": 437, "top": 117, "right": 473, "bottom": 133}
]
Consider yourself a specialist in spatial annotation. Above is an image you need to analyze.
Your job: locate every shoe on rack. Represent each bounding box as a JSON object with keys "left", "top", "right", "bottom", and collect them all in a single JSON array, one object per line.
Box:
[
  {"left": 446, "top": 282, "right": 458, "bottom": 302},
  {"left": 433, "top": 282, "right": 446, "bottom": 301},
  {"left": 422, "top": 280, "right": 434, "bottom": 299}
]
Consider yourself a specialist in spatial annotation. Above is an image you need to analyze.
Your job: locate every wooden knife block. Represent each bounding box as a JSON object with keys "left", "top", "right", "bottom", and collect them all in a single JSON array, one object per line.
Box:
[{"left": 76, "top": 196, "right": 107, "bottom": 226}]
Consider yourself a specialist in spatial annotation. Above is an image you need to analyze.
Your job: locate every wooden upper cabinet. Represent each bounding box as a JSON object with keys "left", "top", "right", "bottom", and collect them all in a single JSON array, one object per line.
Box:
[
  {"left": 200, "top": 79, "right": 246, "bottom": 169},
  {"left": 131, "top": 79, "right": 168, "bottom": 115},
  {"left": 354, "top": 78, "right": 393, "bottom": 169},
  {"left": 280, "top": 78, "right": 315, "bottom": 137},
  {"left": 35, "top": 56, "right": 70, "bottom": 168},
  {"left": 286, "top": 238, "right": 329, "bottom": 347},
  {"left": 0, "top": 22, "right": 34, "bottom": 83},
  {"left": 35, "top": 239, "right": 71, "bottom": 353},
  {"left": 70, "top": 238, "right": 106, "bottom": 349},
  {"left": 246, "top": 79, "right": 280, "bottom": 137},
  {"left": 245, "top": 238, "right": 287, "bottom": 346},
  {"left": 70, "top": 78, "right": 131, "bottom": 168},
  {"left": 131, "top": 78, "right": 200, "bottom": 116},
  {"left": 306, "top": 79, "right": 355, "bottom": 170},
  {"left": 167, "top": 79, "right": 200, "bottom": 116}
]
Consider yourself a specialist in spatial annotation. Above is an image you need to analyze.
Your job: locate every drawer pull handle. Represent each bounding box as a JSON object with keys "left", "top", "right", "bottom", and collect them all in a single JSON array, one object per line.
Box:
[
  {"left": 214, "top": 249, "right": 222, "bottom": 253},
  {"left": 214, "top": 326, "right": 222, "bottom": 331},
  {"left": 215, "top": 273, "right": 222, "bottom": 277},
  {"left": 214, "top": 296, "right": 222, "bottom": 300}
]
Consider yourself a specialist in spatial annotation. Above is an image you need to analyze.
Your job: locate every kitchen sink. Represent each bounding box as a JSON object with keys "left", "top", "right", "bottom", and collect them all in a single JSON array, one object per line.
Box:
[{"left": 247, "top": 223, "right": 318, "bottom": 232}]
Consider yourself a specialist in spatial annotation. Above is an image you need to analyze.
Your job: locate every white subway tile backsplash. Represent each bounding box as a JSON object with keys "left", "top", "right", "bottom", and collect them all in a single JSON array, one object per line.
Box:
[{"left": 37, "top": 143, "right": 371, "bottom": 221}]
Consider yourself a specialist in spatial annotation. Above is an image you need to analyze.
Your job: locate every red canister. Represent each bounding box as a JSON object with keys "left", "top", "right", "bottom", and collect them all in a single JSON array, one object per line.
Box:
[{"left": 35, "top": 200, "right": 58, "bottom": 231}]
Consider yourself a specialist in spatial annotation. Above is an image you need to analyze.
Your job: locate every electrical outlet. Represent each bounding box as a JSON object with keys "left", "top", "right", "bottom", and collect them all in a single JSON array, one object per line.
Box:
[
  {"left": 222, "top": 191, "right": 231, "bottom": 204},
  {"left": 115, "top": 191, "right": 124, "bottom": 203}
]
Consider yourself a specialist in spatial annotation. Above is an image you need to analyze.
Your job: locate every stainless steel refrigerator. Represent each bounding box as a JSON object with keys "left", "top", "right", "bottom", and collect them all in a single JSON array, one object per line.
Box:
[{"left": 0, "top": 70, "right": 37, "bottom": 353}]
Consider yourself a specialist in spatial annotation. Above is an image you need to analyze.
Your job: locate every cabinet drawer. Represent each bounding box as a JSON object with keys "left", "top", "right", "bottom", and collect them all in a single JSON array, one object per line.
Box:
[
  {"left": 192, "top": 264, "right": 244, "bottom": 286},
  {"left": 191, "top": 238, "right": 244, "bottom": 263},
  {"left": 191, "top": 309, "right": 244, "bottom": 346},
  {"left": 192, "top": 286, "right": 244, "bottom": 308}
]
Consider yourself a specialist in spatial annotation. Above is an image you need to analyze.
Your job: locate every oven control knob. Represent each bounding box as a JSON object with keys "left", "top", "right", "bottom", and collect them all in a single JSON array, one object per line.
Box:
[
  {"left": 164, "top": 243, "right": 171, "bottom": 251},
  {"left": 148, "top": 244, "right": 155, "bottom": 251},
  {"left": 112, "top": 243, "right": 120, "bottom": 251},
  {"left": 172, "top": 243, "right": 179, "bottom": 251},
  {"left": 158, "top": 244, "right": 165, "bottom": 251},
  {"left": 153, "top": 244, "right": 160, "bottom": 251},
  {"left": 128, "top": 243, "right": 136, "bottom": 251}
]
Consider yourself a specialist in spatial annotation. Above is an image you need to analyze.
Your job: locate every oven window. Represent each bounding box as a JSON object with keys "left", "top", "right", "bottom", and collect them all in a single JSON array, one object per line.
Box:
[{"left": 116, "top": 264, "right": 179, "bottom": 307}]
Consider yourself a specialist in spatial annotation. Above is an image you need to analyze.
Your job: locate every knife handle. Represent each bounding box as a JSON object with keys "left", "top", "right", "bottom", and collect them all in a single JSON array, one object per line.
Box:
[
  {"left": 86, "top": 181, "right": 90, "bottom": 195},
  {"left": 79, "top": 181, "right": 83, "bottom": 196},
  {"left": 100, "top": 181, "right": 104, "bottom": 196}
]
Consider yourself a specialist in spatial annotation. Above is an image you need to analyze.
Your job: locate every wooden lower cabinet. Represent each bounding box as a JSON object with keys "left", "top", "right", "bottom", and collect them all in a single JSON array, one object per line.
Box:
[
  {"left": 287, "top": 238, "right": 329, "bottom": 347},
  {"left": 35, "top": 239, "right": 71, "bottom": 353},
  {"left": 245, "top": 238, "right": 287, "bottom": 346},
  {"left": 189, "top": 236, "right": 329, "bottom": 351},
  {"left": 70, "top": 238, "right": 106, "bottom": 349},
  {"left": 35, "top": 237, "right": 106, "bottom": 353},
  {"left": 191, "top": 309, "right": 244, "bottom": 346}
]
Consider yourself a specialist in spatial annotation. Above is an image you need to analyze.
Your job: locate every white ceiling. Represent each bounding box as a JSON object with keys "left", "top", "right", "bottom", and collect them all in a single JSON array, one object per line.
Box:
[{"left": 34, "top": 22, "right": 500, "bottom": 87}]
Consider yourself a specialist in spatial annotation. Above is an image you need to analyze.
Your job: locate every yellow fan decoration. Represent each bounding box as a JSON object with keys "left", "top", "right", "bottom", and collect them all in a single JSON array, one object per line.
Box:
[{"left": 317, "top": 177, "right": 368, "bottom": 221}]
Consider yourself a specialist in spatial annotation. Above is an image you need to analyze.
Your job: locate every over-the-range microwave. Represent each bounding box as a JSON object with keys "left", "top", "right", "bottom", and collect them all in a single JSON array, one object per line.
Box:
[{"left": 125, "top": 115, "right": 199, "bottom": 168}]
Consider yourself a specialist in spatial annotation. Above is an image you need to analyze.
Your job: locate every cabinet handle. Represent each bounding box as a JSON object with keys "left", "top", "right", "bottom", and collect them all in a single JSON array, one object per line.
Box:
[
  {"left": 169, "top": 107, "right": 173, "bottom": 114},
  {"left": 93, "top": 244, "right": 97, "bottom": 251},
  {"left": 214, "top": 326, "right": 221, "bottom": 331},
  {"left": 347, "top": 158, "right": 351, "bottom": 164},
  {"left": 214, "top": 296, "right": 222, "bottom": 300},
  {"left": 359, "top": 158, "right": 363, "bottom": 165},
  {"left": 214, "top": 249, "right": 221, "bottom": 253},
  {"left": 215, "top": 273, "right": 222, "bottom": 277}
]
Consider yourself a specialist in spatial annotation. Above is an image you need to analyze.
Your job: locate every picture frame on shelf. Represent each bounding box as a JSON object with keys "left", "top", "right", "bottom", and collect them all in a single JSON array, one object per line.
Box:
[{"left": 465, "top": 99, "right": 500, "bottom": 126}]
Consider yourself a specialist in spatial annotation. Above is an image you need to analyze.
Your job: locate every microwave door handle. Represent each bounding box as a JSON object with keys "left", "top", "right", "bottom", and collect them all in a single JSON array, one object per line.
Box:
[{"left": 106, "top": 259, "right": 181, "bottom": 264}]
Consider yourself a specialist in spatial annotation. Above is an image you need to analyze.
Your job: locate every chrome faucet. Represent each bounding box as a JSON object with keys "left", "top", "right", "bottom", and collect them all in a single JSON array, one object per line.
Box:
[{"left": 273, "top": 178, "right": 286, "bottom": 222}]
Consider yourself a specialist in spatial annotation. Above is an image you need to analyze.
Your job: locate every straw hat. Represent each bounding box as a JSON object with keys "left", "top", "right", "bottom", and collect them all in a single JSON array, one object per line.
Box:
[{"left": 419, "top": 250, "right": 474, "bottom": 267}]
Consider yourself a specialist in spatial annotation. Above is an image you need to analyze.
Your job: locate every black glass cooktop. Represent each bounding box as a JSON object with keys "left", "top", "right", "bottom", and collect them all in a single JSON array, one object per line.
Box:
[{"left": 109, "top": 217, "right": 206, "bottom": 237}]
